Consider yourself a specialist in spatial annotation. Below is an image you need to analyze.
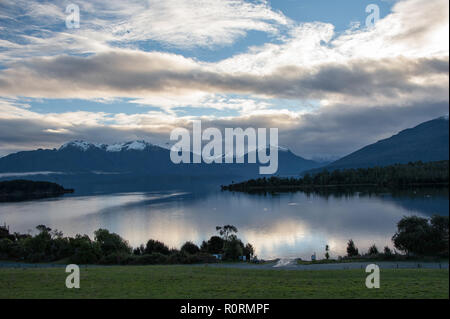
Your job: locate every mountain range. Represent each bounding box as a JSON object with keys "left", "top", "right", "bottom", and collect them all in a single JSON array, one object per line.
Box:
[
  {"left": 0, "top": 116, "right": 448, "bottom": 179},
  {"left": 0, "top": 140, "right": 322, "bottom": 178}
]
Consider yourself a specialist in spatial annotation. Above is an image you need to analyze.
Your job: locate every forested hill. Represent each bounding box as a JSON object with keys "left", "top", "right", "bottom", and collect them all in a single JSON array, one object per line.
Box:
[{"left": 222, "top": 160, "right": 449, "bottom": 192}]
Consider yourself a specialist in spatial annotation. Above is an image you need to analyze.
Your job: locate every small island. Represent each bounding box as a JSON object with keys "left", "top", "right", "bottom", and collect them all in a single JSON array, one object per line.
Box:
[{"left": 0, "top": 180, "right": 74, "bottom": 202}]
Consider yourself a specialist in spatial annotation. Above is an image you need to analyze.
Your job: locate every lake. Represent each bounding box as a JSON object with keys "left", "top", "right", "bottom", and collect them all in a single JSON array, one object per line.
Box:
[{"left": 0, "top": 181, "right": 447, "bottom": 260}]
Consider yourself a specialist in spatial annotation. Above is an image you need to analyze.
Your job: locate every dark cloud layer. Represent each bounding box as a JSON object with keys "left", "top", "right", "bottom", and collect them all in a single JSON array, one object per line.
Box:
[
  {"left": 0, "top": 51, "right": 447, "bottom": 101},
  {"left": 1, "top": 100, "right": 448, "bottom": 158}
]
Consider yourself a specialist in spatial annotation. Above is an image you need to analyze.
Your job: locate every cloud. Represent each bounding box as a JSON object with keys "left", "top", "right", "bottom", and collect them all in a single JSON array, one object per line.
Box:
[
  {"left": 0, "top": 0, "right": 447, "bottom": 110},
  {"left": 0, "top": 0, "right": 448, "bottom": 158},
  {"left": 0, "top": 0, "right": 290, "bottom": 65},
  {"left": 0, "top": 51, "right": 447, "bottom": 107},
  {"left": 0, "top": 98, "right": 448, "bottom": 159},
  {"left": 109, "top": 0, "right": 290, "bottom": 48}
]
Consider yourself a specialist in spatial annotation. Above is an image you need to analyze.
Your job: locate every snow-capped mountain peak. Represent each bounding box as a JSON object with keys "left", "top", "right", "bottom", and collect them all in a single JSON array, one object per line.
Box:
[
  {"left": 106, "top": 140, "right": 151, "bottom": 152},
  {"left": 59, "top": 140, "right": 107, "bottom": 151},
  {"left": 59, "top": 140, "right": 156, "bottom": 152}
]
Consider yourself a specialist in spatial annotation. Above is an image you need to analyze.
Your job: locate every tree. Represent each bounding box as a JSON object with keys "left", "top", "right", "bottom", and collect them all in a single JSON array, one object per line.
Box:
[
  {"left": 383, "top": 246, "right": 393, "bottom": 258},
  {"left": 392, "top": 216, "right": 431, "bottom": 256},
  {"left": 180, "top": 241, "right": 200, "bottom": 255},
  {"left": 69, "top": 234, "right": 101, "bottom": 264},
  {"left": 243, "top": 243, "right": 254, "bottom": 260},
  {"left": 133, "top": 244, "right": 145, "bottom": 256},
  {"left": 223, "top": 238, "right": 243, "bottom": 261},
  {"left": 216, "top": 225, "right": 238, "bottom": 241},
  {"left": 200, "top": 240, "right": 208, "bottom": 252},
  {"left": 346, "top": 239, "right": 359, "bottom": 257},
  {"left": 368, "top": 244, "right": 379, "bottom": 255},
  {"left": 94, "top": 229, "right": 131, "bottom": 256},
  {"left": 393, "top": 215, "right": 449, "bottom": 256},
  {"left": 430, "top": 215, "right": 449, "bottom": 256},
  {"left": 206, "top": 236, "right": 224, "bottom": 254},
  {"left": 325, "top": 244, "right": 330, "bottom": 260},
  {"left": 144, "top": 239, "right": 170, "bottom": 255},
  {"left": 36, "top": 225, "right": 51, "bottom": 234}
]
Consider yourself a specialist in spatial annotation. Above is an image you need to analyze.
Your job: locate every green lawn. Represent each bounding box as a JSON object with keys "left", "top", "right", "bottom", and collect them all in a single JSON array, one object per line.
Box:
[{"left": 0, "top": 265, "right": 448, "bottom": 299}]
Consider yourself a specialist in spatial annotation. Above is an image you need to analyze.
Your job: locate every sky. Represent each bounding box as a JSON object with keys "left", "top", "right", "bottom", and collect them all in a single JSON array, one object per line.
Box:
[{"left": 0, "top": 0, "right": 448, "bottom": 160}]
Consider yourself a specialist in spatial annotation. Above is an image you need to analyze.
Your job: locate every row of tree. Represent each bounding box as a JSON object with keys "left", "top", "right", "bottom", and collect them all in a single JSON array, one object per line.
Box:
[
  {"left": 222, "top": 161, "right": 449, "bottom": 191},
  {"left": 0, "top": 224, "right": 254, "bottom": 265}
]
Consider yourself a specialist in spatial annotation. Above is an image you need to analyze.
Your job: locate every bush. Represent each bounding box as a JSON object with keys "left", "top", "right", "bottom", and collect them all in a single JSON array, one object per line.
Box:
[
  {"left": 167, "top": 250, "right": 187, "bottom": 264},
  {"left": 99, "top": 252, "right": 130, "bottom": 265},
  {"left": 0, "top": 238, "right": 14, "bottom": 259},
  {"left": 206, "top": 236, "right": 224, "bottom": 254},
  {"left": 223, "top": 238, "right": 244, "bottom": 261},
  {"left": 180, "top": 241, "right": 200, "bottom": 255},
  {"left": 128, "top": 253, "right": 169, "bottom": 265},
  {"left": 133, "top": 244, "right": 145, "bottom": 256},
  {"left": 167, "top": 251, "right": 218, "bottom": 264},
  {"left": 192, "top": 253, "right": 219, "bottom": 264},
  {"left": 94, "top": 229, "right": 131, "bottom": 256},
  {"left": 145, "top": 239, "right": 170, "bottom": 255},
  {"left": 383, "top": 246, "right": 393, "bottom": 259}
]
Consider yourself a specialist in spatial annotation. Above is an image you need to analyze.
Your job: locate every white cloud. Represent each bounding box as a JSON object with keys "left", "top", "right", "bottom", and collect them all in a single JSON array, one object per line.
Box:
[
  {"left": 0, "top": 0, "right": 448, "bottom": 157},
  {"left": 217, "top": 0, "right": 449, "bottom": 75},
  {"left": 110, "top": 0, "right": 290, "bottom": 48},
  {"left": 0, "top": 0, "right": 291, "bottom": 65}
]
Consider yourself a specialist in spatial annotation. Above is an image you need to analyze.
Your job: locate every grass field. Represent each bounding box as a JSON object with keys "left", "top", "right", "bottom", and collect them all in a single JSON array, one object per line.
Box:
[{"left": 0, "top": 265, "right": 448, "bottom": 299}]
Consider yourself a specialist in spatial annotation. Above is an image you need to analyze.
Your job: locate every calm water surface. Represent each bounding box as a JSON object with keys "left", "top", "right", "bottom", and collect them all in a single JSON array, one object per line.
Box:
[{"left": 0, "top": 187, "right": 447, "bottom": 259}]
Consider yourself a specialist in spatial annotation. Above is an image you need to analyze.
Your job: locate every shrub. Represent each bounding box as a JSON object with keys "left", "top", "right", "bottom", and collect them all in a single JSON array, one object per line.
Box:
[
  {"left": 223, "top": 238, "right": 244, "bottom": 261},
  {"left": 206, "top": 236, "right": 224, "bottom": 254},
  {"left": 180, "top": 241, "right": 200, "bottom": 255},
  {"left": 168, "top": 250, "right": 188, "bottom": 264},
  {"left": 133, "top": 244, "right": 145, "bottom": 256},
  {"left": 99, "top": 252, "right": 130, "bottom": 265},
  {"left": 193, "top": 253, "right": 219, "bottom": 264},
  {"left": 94, "top": 229, "right": 132, "bottom": 256},
  {"left": 0, "top": 238, "right": 14, "bottom": 259},
  {"left": 130, "top": 253, "right": 169, "bottom": 265},
  {"left": 200, "top": 241, "right": 208, "bottom": 252},
  {"left": 145, "top": 239, "right": 170, "bottom": 255},
  {"left": 383, "top": 246, "right": 393, "bottom": 259}
]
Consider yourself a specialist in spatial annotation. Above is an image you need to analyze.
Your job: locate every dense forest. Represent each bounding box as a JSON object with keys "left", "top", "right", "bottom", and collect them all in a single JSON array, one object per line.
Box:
[
  {"left": 0, "top": 180, "right": 74, "bottom": 201},
  {"left": 222, "top": 160, "right": 449, "bottom": 192}
]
